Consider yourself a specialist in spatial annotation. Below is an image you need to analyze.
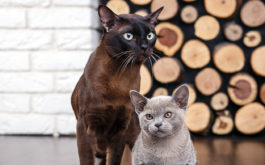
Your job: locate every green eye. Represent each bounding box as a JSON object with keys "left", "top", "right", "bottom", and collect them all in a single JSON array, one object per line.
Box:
[
  {"left": 123, "top": 33, "right": 133, "bottom": 40},
  {"left": 164, "top": 112, "right": 172, "bottom": 118},
  {"left": 146, "top": 114, "right": 153, "bottom": 120},
  {"left": 147, "top": 32, "right": 155, "bottom": 40}
]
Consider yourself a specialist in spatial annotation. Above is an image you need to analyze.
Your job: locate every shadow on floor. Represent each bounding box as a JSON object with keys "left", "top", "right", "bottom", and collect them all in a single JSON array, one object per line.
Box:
[{"left": 0, "top": 136, "right": 264, "bottom": 165}]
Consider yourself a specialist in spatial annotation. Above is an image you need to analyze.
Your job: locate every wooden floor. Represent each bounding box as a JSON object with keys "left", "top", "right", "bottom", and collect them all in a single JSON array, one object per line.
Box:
[{"left": 0, "top": 136, "right": 264, "bottom": 165}]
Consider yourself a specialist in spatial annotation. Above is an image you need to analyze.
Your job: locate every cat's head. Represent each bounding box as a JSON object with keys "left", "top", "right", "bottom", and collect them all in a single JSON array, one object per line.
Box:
[
  {"left": 130, "top": 84, "right": 189, "bottom": 138},
  {"left": 98, "top": 5, "right": 163, "bottom": 64}
]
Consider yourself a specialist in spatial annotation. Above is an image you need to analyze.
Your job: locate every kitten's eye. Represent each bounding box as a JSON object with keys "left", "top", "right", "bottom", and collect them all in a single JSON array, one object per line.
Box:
[
  {"left": 123, "top": 33, "right": 133, "bottom": 40},
  {"left": 164, "top": 112, "right": 172, "bottom": 118},
  {"left": 146, "top": 114, "right": 153, "bottom": 120},
  {"left": 147, "top": 32, "right": 155, "bottom": 40}
]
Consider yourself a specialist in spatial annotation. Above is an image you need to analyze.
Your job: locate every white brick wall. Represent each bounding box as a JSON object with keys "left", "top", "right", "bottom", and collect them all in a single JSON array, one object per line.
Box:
[{"left": 0, "top": 0, "right": 100, "bottom": 135}]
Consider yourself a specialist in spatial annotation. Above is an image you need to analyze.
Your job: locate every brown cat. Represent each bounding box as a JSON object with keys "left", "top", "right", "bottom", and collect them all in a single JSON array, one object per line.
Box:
[{"left": 71, "top": 5, "right": 163, "bottom": 165}]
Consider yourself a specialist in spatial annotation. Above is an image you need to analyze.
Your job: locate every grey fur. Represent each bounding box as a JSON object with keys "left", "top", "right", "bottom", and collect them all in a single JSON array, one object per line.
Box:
[{"left": 130, "top": 84, "right": 197, "bottom": 165}]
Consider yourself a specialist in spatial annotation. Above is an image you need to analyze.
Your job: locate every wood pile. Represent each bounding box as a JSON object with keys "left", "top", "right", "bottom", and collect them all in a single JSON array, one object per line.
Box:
[{"left": 103, "top": 0, "right": 265, "bottom": 136}]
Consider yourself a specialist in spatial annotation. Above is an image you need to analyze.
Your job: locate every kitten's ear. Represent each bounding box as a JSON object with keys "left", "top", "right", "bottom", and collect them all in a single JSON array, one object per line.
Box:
[
  {"left": 98, "top": 5, "right": 119, "bottom": 32},
  {"left": 130, "top": 90, "right": 148, "bottom": 114},
  {"left": 145, "top": 7, "right": 163, "bottom": 25},
  {"left": 172, "top": 84, "right": 189, "bottom": 110}
]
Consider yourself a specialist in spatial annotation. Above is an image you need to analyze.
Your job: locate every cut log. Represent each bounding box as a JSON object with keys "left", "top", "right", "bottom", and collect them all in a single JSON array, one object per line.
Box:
[
  {"left": 152, "top": 57, "right": 181, "bottom": 84},
  {"left": 106, "top": 0, "right": 130, "bottom": 15},
  {"left": 185, "top": 102, "right": 212, "bottom": 133},
  {"left": 180, "top": 5, "right": 198, "bottom": 24},
  {"left": 130, "top": 0, "right": 151, "bottom": 6},
  {"left": 235, "top": 102, "right": 265, "bottom": 135},
  {"left": 210, "top": 92, "right": 229, "bottom": 111},
  {"left": 173, "top": 84, "right": 197, "bottom": 106},
  {"left": 194, "top": 15, "right": 220, "bottom": 40},
  {"left": 243, "top": 31, "right": 262, "bottom": 48},
  {"left": 251, "top": 46, "right": 265, "bottom": 77},
  {"left": 212, "top": 110, "right": 234, "bottom": 135},
  {"left": 139, "top": 65, "right": 152, "bottom": 95},
  {"left": 153, "top": 87, "right": 168, "bottom": 97},
  {"left": 213, "top": 43, "right": 245, "bottom": 73},
  {"left": 224, "top": 22, "right": 243, "bottom": 42},
  {"left": 195, "top": 67, "right": 222, "bottom": 96},
  {"left": 204, "top": 0, "right": 237, "bottom": 18},
  {"left": 260, "top": 83, "right": 265, "bottom": 104},
  {"left": 151, "top": 0, "right": 178, "bottom": 20},
  {"left": 181, "top": 39, "right": 211, "bottom": 69},
  {"left": 135, "top": 10, "right": 148, "bottom": 17},
  {"left": 227, "top": 73, "right": 257, "bottom": 106},
  {"left": 155, "top": 22, "right": 184, "bottom": 56},
  {"left": 240, "top": 0, "right": 265, "bottom": 27}
]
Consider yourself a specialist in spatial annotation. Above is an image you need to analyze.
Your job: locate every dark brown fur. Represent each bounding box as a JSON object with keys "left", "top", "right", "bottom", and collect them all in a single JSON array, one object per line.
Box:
[{"left": 71, "top": 5, "right": 162, "bottom": 165}]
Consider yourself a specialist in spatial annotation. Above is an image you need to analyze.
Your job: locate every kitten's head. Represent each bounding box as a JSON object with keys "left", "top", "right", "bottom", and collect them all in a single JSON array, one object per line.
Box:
[
  {"left": 98, "top": 5, "right": 163, "bottom": 64},
  {"left": 130, "top": 84, "right": 189, "bottom": 138}
]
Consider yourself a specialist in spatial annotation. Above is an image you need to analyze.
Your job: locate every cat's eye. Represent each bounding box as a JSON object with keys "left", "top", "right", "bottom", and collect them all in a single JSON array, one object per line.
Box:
[
  {"left": 164, "top": 112, "right": 172, "bottom": 118},
  {"left": 123, "top": 33, "right": 133, "bottom": 40},
  {"left": 146, "top": 114, "right": 153, "bottom": 120},
  {"left": 147, "top": 32, "right": 155, "bottom": 40}
]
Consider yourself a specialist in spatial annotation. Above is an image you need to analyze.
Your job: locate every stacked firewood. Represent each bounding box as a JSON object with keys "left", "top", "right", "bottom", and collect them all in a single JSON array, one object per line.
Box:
[{"left": 103, "top": 0, "right": 265, "bottom": 136}]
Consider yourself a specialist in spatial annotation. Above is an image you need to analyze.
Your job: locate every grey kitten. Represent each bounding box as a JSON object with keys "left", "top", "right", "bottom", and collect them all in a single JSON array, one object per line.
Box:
[{"left": 130, "top": 84, "right": 198, "bottom": 165}]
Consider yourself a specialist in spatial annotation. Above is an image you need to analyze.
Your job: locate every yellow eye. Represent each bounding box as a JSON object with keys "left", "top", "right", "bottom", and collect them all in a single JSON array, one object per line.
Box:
[
  {"left": 123, "top": 33, "right": 133, "bottom": 40},
  {"left": 146, "top": 114, "right": 153, "bottom": 120},
  {"left": 147, "top": 32, "right": 155, "bottom": 40},
  {"left": 164, "top": 112, "right": 172, "bottom": 118}
]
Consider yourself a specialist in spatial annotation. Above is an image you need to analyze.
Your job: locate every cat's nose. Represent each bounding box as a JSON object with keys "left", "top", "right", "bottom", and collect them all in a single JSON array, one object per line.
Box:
[
  {"left": 141, "top": 44, "right": 148, "bottom": 51},
  {"left": 155, "top": 123, "right": 162, "bottom": 128}
]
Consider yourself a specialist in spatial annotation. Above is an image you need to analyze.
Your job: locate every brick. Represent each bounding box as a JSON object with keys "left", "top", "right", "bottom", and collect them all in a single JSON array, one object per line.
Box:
[
  {"left": 0, "top": 52, "right": 29, "bottom": 71},
  {"left": 56, "top": 115, "right": 76, "bottom": 135},
  {"left": 0, "top": 113, "right": 54, "bottom": 135},
  {"left": 32, "top": 51, "right": 91, "bottom": 71},
  {"left": 29, "top": 8, "right": 99, "bottom": 29},
  {"left": 0, "top": 0, "right": 49, "bottom": 7},
  {"left": 0, "top": 94, "right": 30, "bottom": 113},
  {"left": 32, "top": 94, "right": 73, "bottom": 114},
  {"left": 56, "top": 30, "right": 100, "bottom": 50},
  {"left": 0, "top": 73, "right": 53, "bottom": 93},
  {"left": 0, "top": 30, "right": 52, "bottom": 50},
  {"left": 0, "top": 9, "right": 26, "bottom": 28},
  {"left": 53, "top": 0, "right": 99, "bottom": 8},
  {"left": 55, "top": 72, "right": 82, "bottom": 93}
]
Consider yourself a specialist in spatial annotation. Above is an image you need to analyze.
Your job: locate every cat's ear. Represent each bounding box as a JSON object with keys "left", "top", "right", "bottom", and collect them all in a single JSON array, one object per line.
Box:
[
  {"left": 172, "top": 84, "right": 189, "bottom": 110},
  {"left": 98, "top": 5, "right": 119, "bottom": 32},
  {"left": 130, "top": 90, "right": 148, "bottom": 114},
  {"left": 145, "top": 7, "right": 164, "bottom": 25}
]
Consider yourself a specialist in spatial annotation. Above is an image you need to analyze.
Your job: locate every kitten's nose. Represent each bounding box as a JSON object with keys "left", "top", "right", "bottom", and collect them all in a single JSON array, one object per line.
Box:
[
  {"left": 141, "top": 44, "right": 148, "bottom": 51},
  {"left": 155, "top": 123, "right": 162, "bottom": 128}
]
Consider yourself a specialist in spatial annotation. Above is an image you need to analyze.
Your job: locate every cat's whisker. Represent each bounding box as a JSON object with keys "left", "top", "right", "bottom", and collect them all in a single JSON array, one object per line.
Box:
[
  {"left": 130, "top": 55, "right": 136, "bottom": 72},
  {"left": 153, "top": 49, "right": 162, "bottom": 55},
  {"left": 123, "top": 55, "right": 134, "bottom": 73},
  {"left": 148, "top": 57, "right": 153, "bottom": 69},
  {"left": 152, "top": 52, "right": 161, "bottom": 59},
  {"left": 118, "top": 55, "right": 130, "bottom": 75},
  {"left": 118, "top": 53, "right": 134, "bottom": 77},
  {"left": 151, "top": 54, "right": 157, "bottom": 62}
]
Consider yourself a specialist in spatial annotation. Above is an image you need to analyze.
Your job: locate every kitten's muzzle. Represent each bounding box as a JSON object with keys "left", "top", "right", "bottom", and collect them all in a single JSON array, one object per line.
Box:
[{"left": 155, "top": 123, "right": 162, "bottom": 128}]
